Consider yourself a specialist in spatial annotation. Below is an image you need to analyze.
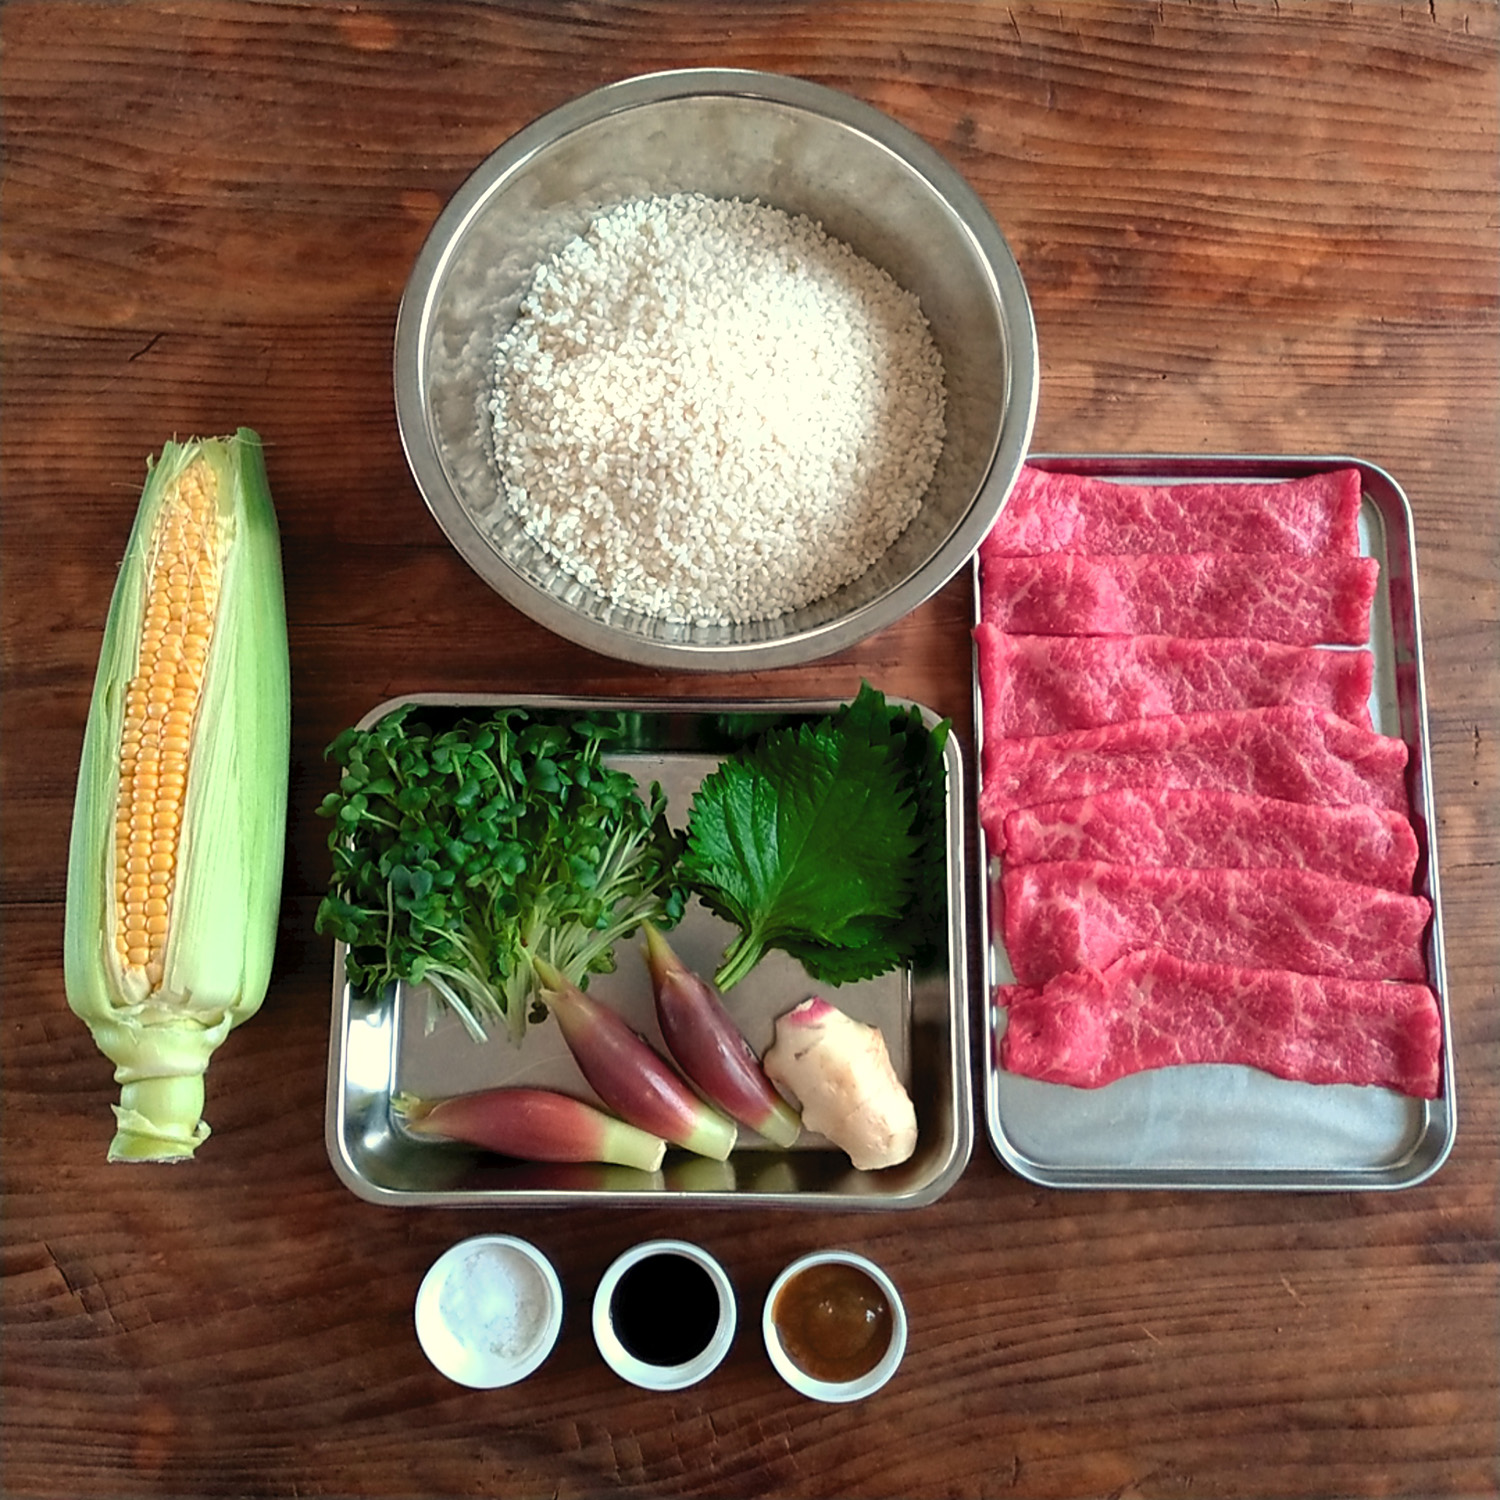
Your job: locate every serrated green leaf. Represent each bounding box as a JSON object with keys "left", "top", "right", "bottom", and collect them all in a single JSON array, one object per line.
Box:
[
  {"left": 683, "top": 682, "right": 947, "bottom": 991},
  {"left": 783, "top": 931, "right": 910, "bottom": 986},
  {"left": 683, "top": 712, "right": 921, "bottom": 991}
]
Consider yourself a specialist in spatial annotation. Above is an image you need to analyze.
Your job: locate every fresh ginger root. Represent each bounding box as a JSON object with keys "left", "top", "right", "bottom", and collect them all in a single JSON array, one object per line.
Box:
[{"left": 763, "top": 997, "right": 917, "bottom": 1170}]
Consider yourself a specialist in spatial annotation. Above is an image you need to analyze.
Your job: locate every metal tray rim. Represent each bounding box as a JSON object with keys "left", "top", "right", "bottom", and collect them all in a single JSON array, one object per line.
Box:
[
  {"left": 325, "top": 690, "right": 974, "bottom": 1210},
  {"left": 976, "top": 452, "right": 1456, "bottom": 1192}
]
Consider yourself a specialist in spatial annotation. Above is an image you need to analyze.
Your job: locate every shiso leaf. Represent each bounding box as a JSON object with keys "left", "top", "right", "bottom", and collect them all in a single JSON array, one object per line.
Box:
[{"left": 683, "top": 682, "right": 947, "bottom": 991}]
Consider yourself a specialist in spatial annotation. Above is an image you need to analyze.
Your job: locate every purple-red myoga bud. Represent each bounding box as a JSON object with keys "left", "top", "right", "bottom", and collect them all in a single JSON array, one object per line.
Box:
[
  {"left": 399, "top": 1086, "right": 667, "bottom": 1172},
  {"left": 533, "top": 958, "right": 737, "bottom": 1161},
  {"left": 643, "top": 923, "right": 801, "bottom": 1148}
]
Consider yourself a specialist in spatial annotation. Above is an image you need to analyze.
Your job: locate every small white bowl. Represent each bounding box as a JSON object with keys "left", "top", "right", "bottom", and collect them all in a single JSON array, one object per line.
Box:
[
  {"left": 763, "top": 1250, "right": 907, "bottom": 1403},
  {"left": 415, "top": 1235, "right": 563, "bottom": 1388},
  {"left": 592, "top": 1239, "right": 737, "bottom": 1391}
]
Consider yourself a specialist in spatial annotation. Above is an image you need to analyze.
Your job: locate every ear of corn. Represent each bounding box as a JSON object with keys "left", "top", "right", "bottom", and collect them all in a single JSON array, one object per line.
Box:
[{"left": 64, "top": 429, "right": 291, "bottom": 1162}]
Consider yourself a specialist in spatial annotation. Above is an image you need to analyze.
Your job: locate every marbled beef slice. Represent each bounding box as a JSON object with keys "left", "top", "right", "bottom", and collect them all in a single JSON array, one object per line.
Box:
[
  {"left": 979, "top": 550, "right": 1378, "bottom": 644},
  {"left": 975, "top": 625, "right": 1374, "bottom": 738},
  {"left": 999, "top": 788, "right": 1419, "bottom": 892},
  {"left": 1001, "top": 859, "right": 1431, "bottom": 985},
  {"left": 983, "top": 465, "right": 1364, "bottom": 557},
  {"left": 980, "top": 705, "right": 1410, "bottom": 845},
  {"left": 998, "top": 948, "right": 1443, "bottom": 1097}
]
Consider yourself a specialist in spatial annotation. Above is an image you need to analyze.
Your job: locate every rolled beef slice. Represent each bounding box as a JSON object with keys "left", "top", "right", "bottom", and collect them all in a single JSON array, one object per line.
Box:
[
  {"left": 997, "top": 949, "right": 1442, "bottom": 1097},
  {"left": 975, "top": 625, "right": 1375, "bottom": 737},
  {"left": 999, "top": 788, "right": 1420, "bottom": 892},
  {"left": 984, "top": 465, "right": 1364, "bottom": 557},
  {"left": 1001, "top": 860, "right": 1431, "bottom": 985},
  {"left": 979, "top": 706, "right": 1410, "bottom": 844},
  {"left": 978, "top": 550, "right": 1378, "bottom": 645}
]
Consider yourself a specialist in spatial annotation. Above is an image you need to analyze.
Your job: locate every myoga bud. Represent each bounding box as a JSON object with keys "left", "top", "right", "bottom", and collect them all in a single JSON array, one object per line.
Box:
[
  {"left": 643, "top": 923, "right": 801, "bottom": 1148},
  {"left": 534, "top": 958, "right": 736, "bottom": 1161}
]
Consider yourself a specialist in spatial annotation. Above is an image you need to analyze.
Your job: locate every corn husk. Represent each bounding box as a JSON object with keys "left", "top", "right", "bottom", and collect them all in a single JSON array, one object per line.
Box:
[{"left": 63, "top": 429, "right": 290, "bottom": 1161}]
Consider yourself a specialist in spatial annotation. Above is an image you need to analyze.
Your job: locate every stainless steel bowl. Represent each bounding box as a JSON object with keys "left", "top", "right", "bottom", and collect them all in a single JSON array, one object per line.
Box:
[{"left": 394, "top": 69, "right": 1037, "bottom": 670}]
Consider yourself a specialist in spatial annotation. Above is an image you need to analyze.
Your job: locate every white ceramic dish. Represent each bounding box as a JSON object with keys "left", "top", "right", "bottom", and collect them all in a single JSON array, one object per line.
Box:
[
  {"left": 592, "top": 1240, "right": 737, "bottom": 1391},
  {"left": 762, "top": 1250, "right": 907, "bottom": 1403},
  {"left": 414, "top": 1235, "right": 563, "bottom": 1388}
]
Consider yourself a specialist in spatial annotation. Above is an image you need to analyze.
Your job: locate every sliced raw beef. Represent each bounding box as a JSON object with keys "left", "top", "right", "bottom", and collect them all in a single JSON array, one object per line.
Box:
[
  {"left": 984, "top": 465, "right": 1364, "bottom": 557},
  {"left": 997, "top": 949, "right": 1442, "bottom": 1097},
  {"left": 1001, "top": 860, "right": 1431, "bottom": 984},
  {"left": 978, "top": 550, "right": 1378, "bottom": 645},
  {"left": 1000, "top": 789, "right": 1419, "bottom": 892},
  {"left": 974, "top": 625, "right": 1374, "bottom": 737},
  {"left": 979, "top": 706, "right": 1410, "bottom": 843}
]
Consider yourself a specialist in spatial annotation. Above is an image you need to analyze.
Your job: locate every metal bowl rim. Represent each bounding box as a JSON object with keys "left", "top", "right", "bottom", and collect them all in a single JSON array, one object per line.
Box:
[{"left": 393, "top": 67, "right": 1038, "bottom": 669}]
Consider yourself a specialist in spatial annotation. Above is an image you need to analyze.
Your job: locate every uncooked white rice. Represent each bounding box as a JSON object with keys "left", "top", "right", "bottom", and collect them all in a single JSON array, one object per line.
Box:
[{"left": 486, "top": 192, "right": 946, "bottom": 626}]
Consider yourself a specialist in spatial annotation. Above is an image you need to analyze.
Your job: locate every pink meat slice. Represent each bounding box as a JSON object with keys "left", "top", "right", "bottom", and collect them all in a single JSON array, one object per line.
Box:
[
  {"left": 978, "top": 550, "right": 1378, "bottom": 645},
  {"left": 975, "top": 625, "right": 1374, "bottom": 737},
  {"left": 979, "top": 706, "right": 1410, "bottom": 843},
  {"left": 1000, "top": 860, "right": 1431, "bottom": 985},
  {"left": 1000, "top": 788, "right": 1420, "bottom": 893},
  {"left": 984, "top": 465, "right": 1364, "bottom": 557},
  {"left": 997, "top": 949, "right": 1442, "bottom": 1097}
]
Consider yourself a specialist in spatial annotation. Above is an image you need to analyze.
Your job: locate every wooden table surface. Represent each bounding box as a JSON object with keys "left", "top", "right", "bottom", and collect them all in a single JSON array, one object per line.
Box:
[{"left": 3, "top": 4, "right": 1496, "bottom": 1497}]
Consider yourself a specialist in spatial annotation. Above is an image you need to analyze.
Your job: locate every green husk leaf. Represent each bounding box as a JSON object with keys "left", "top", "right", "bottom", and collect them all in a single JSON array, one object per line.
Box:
[{"left": 63, "top": 429, "right": 291, "bottom": 1162}]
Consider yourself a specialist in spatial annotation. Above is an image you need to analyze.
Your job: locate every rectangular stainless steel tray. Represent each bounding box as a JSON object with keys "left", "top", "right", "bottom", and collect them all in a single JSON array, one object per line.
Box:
[
  {"left": 976, "top": 454, "right": 1455, "bottom": 1190},
  {"left": 327, "top": 693, "right": 972, "bottom": 1208}
]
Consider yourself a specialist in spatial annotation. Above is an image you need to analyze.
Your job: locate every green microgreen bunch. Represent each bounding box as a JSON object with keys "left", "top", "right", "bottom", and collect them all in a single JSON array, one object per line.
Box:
[{"left": 314, "top": 705, "right": 685, "bottom": 1044}]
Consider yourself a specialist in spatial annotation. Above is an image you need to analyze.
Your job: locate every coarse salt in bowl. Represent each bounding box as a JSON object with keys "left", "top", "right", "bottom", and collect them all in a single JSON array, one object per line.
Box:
[
  {"left": 415, "top": 1235, "right": 563, "bottom": 1388},
  {"left": 395, "top": 68, "right": 1036, "bottom": 670}
]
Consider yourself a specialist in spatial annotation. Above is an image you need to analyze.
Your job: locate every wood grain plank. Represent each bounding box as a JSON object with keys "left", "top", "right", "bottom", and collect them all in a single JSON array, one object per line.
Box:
[{"left": 3, "top": 3, "right": 1496, "bottom": 1498}]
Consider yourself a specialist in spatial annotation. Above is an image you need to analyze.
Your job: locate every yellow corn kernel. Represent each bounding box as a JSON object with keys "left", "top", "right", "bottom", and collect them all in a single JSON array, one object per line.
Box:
[{"left": 110, "top": 457, "right": 222, "bottom": 990}]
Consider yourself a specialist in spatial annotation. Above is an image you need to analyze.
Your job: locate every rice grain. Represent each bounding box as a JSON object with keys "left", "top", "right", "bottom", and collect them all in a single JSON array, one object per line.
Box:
[{"left": 487, "top": 193, "right": 946, "bottom": 625}]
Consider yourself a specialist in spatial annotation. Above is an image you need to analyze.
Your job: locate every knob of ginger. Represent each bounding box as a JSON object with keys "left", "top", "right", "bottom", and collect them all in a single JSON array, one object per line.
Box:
[{"left": 762, "top": 997, "right": 917, "bottom": 1170}]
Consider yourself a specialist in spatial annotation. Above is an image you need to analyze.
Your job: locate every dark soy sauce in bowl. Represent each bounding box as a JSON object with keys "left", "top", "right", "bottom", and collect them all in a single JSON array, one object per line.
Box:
[
  {"left": 612, "top": 1251, "right": 721, "bottom": 1367},
  {"left": 593, "top": 1239, "right": 736, "bottom": 1390}
]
